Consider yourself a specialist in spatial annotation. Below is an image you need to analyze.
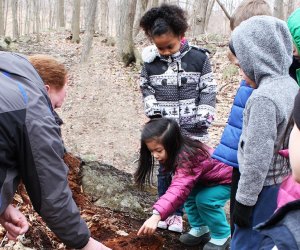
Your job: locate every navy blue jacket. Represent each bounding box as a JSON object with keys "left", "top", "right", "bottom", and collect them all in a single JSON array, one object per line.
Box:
[
  {"left": 255, "top": 200, "right": 300, "bottom": 250},
  {"left": 212, "top": 80, "right": 253, "bottom": 168}
]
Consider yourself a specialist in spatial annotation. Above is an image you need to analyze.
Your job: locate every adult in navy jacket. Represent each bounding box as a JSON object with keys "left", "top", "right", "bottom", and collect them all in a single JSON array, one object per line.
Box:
[{"left": 0, "top": 52, "right": 110, "bottom": 250}]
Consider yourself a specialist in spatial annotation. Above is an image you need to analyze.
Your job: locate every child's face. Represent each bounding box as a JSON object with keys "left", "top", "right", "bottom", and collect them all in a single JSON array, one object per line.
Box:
[
  {"left": 145, "top": 139, "right": 167, "bottom": 163},
  {"left": 152, "top": 32, "right": 183, "bottom": 57},
  {"left": 229, "top": 51, "right": 257, "bottom": 88}
]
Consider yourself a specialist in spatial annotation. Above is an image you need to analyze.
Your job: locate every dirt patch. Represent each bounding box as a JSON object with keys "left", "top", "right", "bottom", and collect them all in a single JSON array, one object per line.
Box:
[{"left": 4, "top": 153, "right": 202, "bottom": 249}]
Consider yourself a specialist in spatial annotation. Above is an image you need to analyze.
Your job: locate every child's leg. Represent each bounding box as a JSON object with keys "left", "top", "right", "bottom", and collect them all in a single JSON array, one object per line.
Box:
[
  {"left": 195, "top": 185, "right": 231, "bottom": 240},
  {"left": 180, "top": 187, "right": 210, "bottom": 246},
  {"left": 230, "top": 168, "right": 240, "bottom": 236},
  {"left": 230, "top": 184, "right": 279, "bottom": 250},
  {"left": 184, "top": 187, "right": 207, "bottom": 229}
]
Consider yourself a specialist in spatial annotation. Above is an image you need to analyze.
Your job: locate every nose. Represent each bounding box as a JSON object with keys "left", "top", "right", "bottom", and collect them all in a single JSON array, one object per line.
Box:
[
  {"left": 152, "top": 152, "right": 159, "bottom": 159},
  {"left": 160, "top": 50, "right": 170, "bottom": 57}
]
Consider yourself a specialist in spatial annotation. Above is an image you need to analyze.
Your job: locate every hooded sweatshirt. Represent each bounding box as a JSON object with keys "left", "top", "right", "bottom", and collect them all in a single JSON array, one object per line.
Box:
[
  {"left": 0, "top": 52, "right": 90, "bottom": 248},
  {"left": 231, "top": 16, "right": 299, "bottom": 206}
]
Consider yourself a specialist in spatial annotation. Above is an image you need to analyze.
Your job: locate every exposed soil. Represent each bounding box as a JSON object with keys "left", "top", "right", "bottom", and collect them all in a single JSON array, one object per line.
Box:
[{"left": 0, "top": 31, "right": 239, "bottom": 249}]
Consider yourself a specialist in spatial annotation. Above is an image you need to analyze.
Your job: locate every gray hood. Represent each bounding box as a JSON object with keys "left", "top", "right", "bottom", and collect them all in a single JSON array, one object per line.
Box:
[{"left": 231, "top": 16, "right": 293, "bottom": 85}]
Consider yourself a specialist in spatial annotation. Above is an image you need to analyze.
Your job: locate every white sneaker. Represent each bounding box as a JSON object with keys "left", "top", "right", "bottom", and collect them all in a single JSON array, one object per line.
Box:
[
  {"left": 157, "top": 220, "right": 168, "bottom": 229},
  {"left": 166, "top": 215, "right": 183, "bottom": 233}
]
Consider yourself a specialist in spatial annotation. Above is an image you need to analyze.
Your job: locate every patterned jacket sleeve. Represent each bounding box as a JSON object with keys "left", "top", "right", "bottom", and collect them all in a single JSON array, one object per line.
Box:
[
  {"left": 140, "top": 64, "right": 162, "bottom": 117},
  {"left": 196, "top": 55, "right": 217, "bottom": 129}
]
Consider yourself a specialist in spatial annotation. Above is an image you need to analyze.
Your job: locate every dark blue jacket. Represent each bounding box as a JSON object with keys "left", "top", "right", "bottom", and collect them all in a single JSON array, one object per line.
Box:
[
  {"left": 255, "top": 200, "right": 300, "bottom": 250},
  {"left": 212, "top": 80, "right": 253, "bottom": 168}
]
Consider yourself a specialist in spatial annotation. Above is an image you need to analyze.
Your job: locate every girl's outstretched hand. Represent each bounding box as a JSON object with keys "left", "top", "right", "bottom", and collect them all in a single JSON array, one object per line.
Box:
[{"left": 137, "top": 214, "right": 161, "bottom": 236}]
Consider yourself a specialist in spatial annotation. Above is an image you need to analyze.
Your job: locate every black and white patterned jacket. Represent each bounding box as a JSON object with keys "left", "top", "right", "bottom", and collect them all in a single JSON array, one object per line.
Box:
[{"left": 140, "top": 42, "right": 217, "bottom": 142}]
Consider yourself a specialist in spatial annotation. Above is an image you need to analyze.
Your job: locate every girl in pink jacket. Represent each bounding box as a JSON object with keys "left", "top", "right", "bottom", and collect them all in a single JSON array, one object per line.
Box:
[{"left": 135, "top": 118, "right": 232, "bottom": 250}]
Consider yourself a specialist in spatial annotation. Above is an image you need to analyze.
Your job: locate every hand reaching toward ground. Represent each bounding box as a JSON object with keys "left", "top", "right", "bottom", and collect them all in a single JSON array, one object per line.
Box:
[
  {"left": 137, "top": 214, "right": 161, "bottom": 236},
  {"left": 0, "top": 204, "right": 29, "bottom": 241}
]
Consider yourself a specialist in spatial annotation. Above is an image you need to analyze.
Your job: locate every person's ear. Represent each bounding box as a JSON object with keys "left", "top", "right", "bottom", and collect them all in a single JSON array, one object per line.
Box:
[
  {"left": 293, "top": 44, "right": 299, "bottom": 56},
  {"left": 45, "top": 84, "right": 50, "bottom": 92}
]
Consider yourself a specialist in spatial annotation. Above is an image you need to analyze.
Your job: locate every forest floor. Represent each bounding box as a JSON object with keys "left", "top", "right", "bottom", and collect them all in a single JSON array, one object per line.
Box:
[{"left": 0, "top": 31, "right": 240, "bottom": 249}]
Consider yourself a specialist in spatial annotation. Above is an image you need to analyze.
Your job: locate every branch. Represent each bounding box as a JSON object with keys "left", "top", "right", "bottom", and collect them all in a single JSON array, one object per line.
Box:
[{"left": 216, "top": 0, "right": 231, "bottom": 20}]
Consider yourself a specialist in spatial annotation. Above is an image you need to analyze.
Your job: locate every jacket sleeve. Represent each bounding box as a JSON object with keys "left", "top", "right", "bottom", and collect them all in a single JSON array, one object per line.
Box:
[
  {"left": 153, "top": 158, "right": 208, "bottom": 220},
  {"left": 236, "top": 97, "right": 278, "bottom": 206},
  {"left": 196, "top": 56, "right": 217, "bottom": 129},
  {"left": 23, "top": 116, "right": 90, "bottom": 249},
  {"left": 140, "top": 64, "right": 162, "bottom": 117}
]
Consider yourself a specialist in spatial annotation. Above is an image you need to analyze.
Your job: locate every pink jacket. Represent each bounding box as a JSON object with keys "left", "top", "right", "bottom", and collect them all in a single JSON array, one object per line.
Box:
[
  {"left": 277, "top": 175, "right": 300, "bottom": 210},
  {"left": 153, "top": 153, "right": 232, "bottom": 220}
]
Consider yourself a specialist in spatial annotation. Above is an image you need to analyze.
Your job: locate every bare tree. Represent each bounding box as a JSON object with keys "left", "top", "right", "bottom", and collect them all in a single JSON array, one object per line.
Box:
[
  {"left": 117, "top": 0, "right": 137, "bottom": 66},
  {"left": 81, "top": 0, "right": 98, "bottom": 62},
  {"left": 71, "top": 0, "right": 81, "bottom": 43},
  {"left": 33, "top": 0, "right": 41, "bottom": 42},
  {"left": 133, "top": 0, "right": 147, "bottom": 37},
  {"left": 205, "top": 0, "right": 216, "bottom": 31},
  {"left": 11, "top": 0, "right": 19, "bottom": 39},
  {"left": 273, "top": 0, "right": 284, "bottom": 20},
  {"left": 191, "top": 0, "right": 210, "bottom": 35},
  {"left": 0, "top": 0, "right": 4, "bottom": 36},
  {"left": 57, "top": 0, "right": 65, "bottom": 28},
  {"left": 100, "top": 0, "right": 109, "bottom": 36}
]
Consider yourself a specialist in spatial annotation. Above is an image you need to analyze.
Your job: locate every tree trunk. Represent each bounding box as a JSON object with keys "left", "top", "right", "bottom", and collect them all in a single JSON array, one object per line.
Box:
[
  {"left": 287, "top": 0, "right": 296, "bottom": 17},
  {"left": 273, "top": 0, "right": 284, "bottom": 20},
  {"left": 33, "top": 0, "right": 40, "bottom": 42},
  {"left": 11, "top": 0, "right": 19, "bottom": 39},
  {"left": 0, "top": 0, "right": 4, "bottom": 36},
  {"left": 71, "top": 0, "right": 81, "bottom": 43},
  {"left": 99, "top": 0, "right": 108, "bottom": 36},
  {"left": 81, "top": 0, "right": 98, "bottom": 63},
  {"left": 57, "top": 0, "right": 65, "bottom": 28},
  {"left": 117, "top": 0, "right": 137, "bottom": 66},
  {"left": 133, "top": 0, "right": 147, "bottom": 37},
  {"left": 205, "top": 0, "right": 216, "bottom": 31},
  {"left": 192, "top": 0, "right": 210, "bottom": 35}
]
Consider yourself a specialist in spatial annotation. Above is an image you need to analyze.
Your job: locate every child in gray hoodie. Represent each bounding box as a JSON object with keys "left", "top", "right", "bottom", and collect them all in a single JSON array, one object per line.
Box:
[{"left": 229, "top": 16, "right": 299, "bottom": 249}]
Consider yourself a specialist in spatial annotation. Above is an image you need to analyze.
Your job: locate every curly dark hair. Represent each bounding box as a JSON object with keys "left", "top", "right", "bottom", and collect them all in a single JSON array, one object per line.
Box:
[{"left": 140, "top": 4, "right": 188, "bottom": 39}]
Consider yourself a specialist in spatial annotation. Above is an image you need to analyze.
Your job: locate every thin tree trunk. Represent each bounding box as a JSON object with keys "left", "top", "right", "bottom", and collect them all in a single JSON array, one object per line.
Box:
[
  {"left": 4, "top": 0, "right": 8, "bottom": 35},
  {"left": 71, "top": 0, "right": 81, "bottom": 43},
  {"left": 34, "top": 0, "right": 40, "bottom": 42},
  {"left": 99, "top": 0, "right": 108, "bottom": 36},
  {"left": 0, "top": 0, "right": 4, "bottom": 36},
  {"left": 11, "top": 0, "right": 19, "bottom": 39},
  {"left": 216, "top": 0, "right": 231, "bottom": 20},
  {"left": 81, "top": 0, "right": 98, "bottom": 62},
  {"left": 117, "top": 0, "right": 137, "bottom": 66},
  {"left": 57, "top": 0, "right": 65, "bottom": 28},
  {"left": 192, "top": 0, "right": 210, "bottom": 35},
  {"left": 205, "top": 0, "right": 216, "bottom": 32}
]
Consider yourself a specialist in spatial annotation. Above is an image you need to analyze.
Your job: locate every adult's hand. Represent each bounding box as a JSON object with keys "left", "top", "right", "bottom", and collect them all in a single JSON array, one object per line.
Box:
[
  {"left": 0, "top": 205, "right": 29, "bottom": 241},
  {"left": 81, "top": 237, "right": 111, "bottom": 250},
  {"left": 137, "top": 214, "right": 161, "bottom": 236}
]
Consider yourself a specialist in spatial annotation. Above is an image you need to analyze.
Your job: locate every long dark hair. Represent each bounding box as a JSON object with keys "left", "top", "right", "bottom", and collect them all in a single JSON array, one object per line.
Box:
[{"left": 134, "top": 118, "right": 209, "bottom": 189}]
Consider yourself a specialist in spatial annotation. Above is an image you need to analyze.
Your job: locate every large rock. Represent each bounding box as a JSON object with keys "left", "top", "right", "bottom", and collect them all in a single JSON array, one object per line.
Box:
[{"left": 81, "top": 161, "right": 156, "bottom": 217}]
